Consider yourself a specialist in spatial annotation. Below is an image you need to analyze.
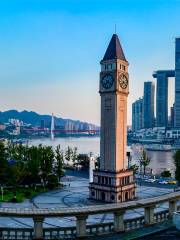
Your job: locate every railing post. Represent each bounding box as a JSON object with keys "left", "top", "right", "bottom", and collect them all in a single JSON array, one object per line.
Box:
[
  {"left": 169, "top": 199, "right": 177, "bottom": 218},
  {"left": 113, "top": 211, "right": 125, "bottom": 232},
  {"left": 144, "top": 205, "right": 155, "bottom": 225},
  {"left": 76, "top": 214, "right": 88, "bottom": 238},
  {"left": 33, "top": 216, "right": 44, "bottom": 240}
]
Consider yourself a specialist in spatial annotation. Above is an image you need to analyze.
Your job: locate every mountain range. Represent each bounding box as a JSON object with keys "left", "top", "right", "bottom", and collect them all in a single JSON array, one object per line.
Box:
[{"left": 0, "top": 110, "right": 98, "bottom": 128}]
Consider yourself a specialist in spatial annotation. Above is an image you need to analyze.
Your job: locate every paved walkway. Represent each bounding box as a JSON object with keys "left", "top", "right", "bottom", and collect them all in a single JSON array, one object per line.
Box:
[{"left": 0, "top": 174, "right": 174, "bottom": 228}]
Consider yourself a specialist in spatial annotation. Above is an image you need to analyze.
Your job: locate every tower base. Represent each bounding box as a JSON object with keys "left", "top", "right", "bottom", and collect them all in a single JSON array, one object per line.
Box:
[{"left": 89, "top": 169, "right": 136, "bottom": 203}]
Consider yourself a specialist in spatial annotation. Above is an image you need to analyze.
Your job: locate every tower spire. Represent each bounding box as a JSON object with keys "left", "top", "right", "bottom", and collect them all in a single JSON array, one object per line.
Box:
[{"left": 102, "top": 34, "right": 127, "bottom": 62}]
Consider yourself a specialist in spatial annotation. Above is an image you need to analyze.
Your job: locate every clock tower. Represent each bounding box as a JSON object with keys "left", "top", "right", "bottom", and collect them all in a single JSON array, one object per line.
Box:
[{"left": 89, "top": 34, "right": 136, "bottom": 203}]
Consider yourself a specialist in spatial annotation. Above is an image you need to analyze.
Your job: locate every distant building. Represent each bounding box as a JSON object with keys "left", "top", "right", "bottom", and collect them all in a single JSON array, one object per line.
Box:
[
  {"left": 65, "top": 121, "right": 74, "bottom": 131},
  {"left": 143, "top": 81, "right": 155, "bottom": 129},
  {"left": 166, "top": 128, "right": 180, "bottom": 139},
  {"left": 175, "top": 38, "right": 180, "bottom": 127},
  {"left": 132, "top": 98, "right": 144, "bottom": 132},
  {"left": 12, "top": 126, "right": 21, "bottom": 136},
  {"left": 153, "top": 70, "right": 175, "bottom": 127},
  {"left": 8, "top": 118, "right": 23, "bottom": 127},
  {"left": 0, "top": 123, "right": 6, "bottom": 131},
  {"left": 40, "top": 120, "right": 45, "bottom": 129}
]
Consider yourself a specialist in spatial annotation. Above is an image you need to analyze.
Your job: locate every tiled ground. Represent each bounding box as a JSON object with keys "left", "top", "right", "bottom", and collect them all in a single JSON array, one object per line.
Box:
[{"left": 0, "top": 175, "right": 174, "bottom": 228}]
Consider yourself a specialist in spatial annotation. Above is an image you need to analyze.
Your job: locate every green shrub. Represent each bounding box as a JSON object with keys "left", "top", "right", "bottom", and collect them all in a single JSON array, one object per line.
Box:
[
  {"left": 47, "top": 174, "right": 59, "bottom": 189},
  {"left": 161, "top": 170, "right": 171, "bottom": 178},
  {"left": 24, "top": 191, "right": 31, "bottom": 198}
]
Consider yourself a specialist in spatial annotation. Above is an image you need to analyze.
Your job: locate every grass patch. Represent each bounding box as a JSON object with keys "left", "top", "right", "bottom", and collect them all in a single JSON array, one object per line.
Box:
[{"left": 0, "top": 186, "right": 48, "bottom": 203}]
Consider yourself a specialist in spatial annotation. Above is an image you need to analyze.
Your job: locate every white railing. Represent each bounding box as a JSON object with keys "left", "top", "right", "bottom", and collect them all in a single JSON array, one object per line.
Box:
[{"left": 0, "top": 191, "right": 179, "bottom": 239}]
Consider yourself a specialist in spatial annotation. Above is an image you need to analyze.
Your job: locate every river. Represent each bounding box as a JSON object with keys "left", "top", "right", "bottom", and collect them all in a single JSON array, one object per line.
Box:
[{"left": 28, "top": 137, "right": 175, "bottom": 176}]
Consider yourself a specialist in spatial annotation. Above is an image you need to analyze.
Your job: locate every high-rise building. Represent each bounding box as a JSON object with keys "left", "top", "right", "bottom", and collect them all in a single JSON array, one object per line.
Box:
[
  {"left": 175, "top": 38, "right": 180, "bottom": 127},
  {"left": 153, "top": 70, "right": 175, "bottom": 127},
  {"left": 156, "top": 72, "right": 168, "bottom": 127},
  {"left": 89, "top": 34, "right": 135, "bottom": 203},
  {"left": 132, "top": 102, "right": 135, "bottom": 131},
  {"left": 132, "top": 98, "right": 144, "bottom": 132},
  {"left": 143, "top": 81, "right": 155, "bottom": 129}
]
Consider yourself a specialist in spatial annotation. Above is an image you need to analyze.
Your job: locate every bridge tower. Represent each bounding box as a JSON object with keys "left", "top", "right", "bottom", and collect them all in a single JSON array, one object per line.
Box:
[{"left": 51, "top": 113, "right": 55, "bottom": 140}]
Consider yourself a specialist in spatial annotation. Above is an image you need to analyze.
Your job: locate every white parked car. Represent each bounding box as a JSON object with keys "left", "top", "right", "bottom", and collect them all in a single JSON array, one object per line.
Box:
[
  {"left": 144, "top": 179, "right": 156, "bottom": 183},
  {"left": 158, "top": 180, "right": 168, "bottom": 184}
]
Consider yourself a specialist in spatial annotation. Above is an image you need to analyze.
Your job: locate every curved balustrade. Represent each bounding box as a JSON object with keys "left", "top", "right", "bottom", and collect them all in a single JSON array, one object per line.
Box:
[{"left": 0, "top": 191, "right": 180, "bottom": 239}]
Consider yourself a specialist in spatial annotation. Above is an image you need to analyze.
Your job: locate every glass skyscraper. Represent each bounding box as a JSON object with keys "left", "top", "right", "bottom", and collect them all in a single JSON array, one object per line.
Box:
[
  {"left": 132, "top": 98, "right": 144, "bottom": 132},
  {"left": 156, "top": 72, "right": 168, "bottom": 127},
  {"left": 153, "top": 70, "right": 174, "bottom": 127},
  {"left": 175, "top": 38, "right": 180, "bottom": 127},
  {"left": 143, "top": 81, "right": 155, "bottom": 129}
]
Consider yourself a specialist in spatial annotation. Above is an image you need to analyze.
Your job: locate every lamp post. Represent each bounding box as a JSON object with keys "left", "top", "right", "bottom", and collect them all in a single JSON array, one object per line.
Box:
[
  {"left": 139, "top": 156, "right": 143, "bottom": 186},
  {"left": 89, "top": 152, "right": 94, "bottom": 183},
  {"left": 127, "top": 151, "right": 131, "bottom": 169}
]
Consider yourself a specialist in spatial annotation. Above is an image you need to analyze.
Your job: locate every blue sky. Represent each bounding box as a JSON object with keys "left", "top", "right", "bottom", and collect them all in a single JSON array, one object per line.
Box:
[{"left": 0, "top": 0, "right": 179, "bottom": 124}]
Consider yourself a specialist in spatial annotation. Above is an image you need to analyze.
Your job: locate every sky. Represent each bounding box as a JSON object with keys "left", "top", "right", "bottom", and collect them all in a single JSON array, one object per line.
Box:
[{"left": 0, "top": 0, "right": 179, "bottom": 125}]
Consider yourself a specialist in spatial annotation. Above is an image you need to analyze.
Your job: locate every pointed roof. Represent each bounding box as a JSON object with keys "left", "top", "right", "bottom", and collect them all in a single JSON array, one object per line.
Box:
[{"left": 102, "top": 34, "right": 127, "bottom": 62}]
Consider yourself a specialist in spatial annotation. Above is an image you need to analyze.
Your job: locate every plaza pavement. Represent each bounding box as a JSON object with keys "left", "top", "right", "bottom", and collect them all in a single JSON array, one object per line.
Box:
[{"left": 0, "top": 174, "right": 174, "bottom": 229}]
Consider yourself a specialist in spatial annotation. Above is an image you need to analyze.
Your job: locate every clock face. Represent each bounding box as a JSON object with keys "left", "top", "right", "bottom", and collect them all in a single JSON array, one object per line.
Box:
[
  {"left": 101, "top": 74, "right": 114, "bottom": 89},
  {"left": 119, "top": 75, "right": 128, "bottom": 89}
]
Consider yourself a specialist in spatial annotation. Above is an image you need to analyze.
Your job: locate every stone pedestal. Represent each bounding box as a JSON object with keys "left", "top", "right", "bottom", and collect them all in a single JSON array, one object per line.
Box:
[
  {"left": 33, "top": 216, "right": 44, "bottom": 240},
  {"left": 144, "top": 205, "right": 155, "bottom": 225},
  {"left": 89, "top": 169, "right": 136, "bottom": 203},
  {"left": 169, "top": 200, "right": 177, "bottom": 218},
  {"left": 114, "top": 211, "right": 125, "bottom": 232},
  {"left": 76, "top": 215, "right": 87, "bottom": 238}
]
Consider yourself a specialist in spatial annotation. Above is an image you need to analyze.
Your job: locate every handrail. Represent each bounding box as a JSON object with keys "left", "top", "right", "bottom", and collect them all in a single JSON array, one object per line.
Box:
[{"left": 0, "top": 191, "right": 179, "bottom": 217}]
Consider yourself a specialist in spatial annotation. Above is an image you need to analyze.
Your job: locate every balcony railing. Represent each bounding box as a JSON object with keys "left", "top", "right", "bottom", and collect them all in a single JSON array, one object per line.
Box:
[{"left": 0, "top": 191, "right": 179, "bottom": 239}]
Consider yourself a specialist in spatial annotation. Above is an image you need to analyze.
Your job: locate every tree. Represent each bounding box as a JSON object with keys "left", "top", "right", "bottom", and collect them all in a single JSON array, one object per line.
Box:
[
  {"left": 46, "top": 174, "right": 59, "bottom": 189},
  {"left": 140, "top": 149, "right": 150, "bottom": 176},
  {"left": 0, "top": 141, "right": 63, "bottom": 197},
  {"left": 130, "top": 164, "right": 139, "bottom": 175},
  {"left": 65, "top": 146, "right": 72, "bottom": 165},
  {"left": 174, "top": 150, "right": 180, "bottom": 185},
  {"left": 71, "top": 147, "right": 78, "bottom": 167},
  {"left": 0, "top": 141, "right": 8, "bottom": 184},
  {"left": 25, "top": 146, "right": 41, "bottom": 184},
  {"left": 7, "top": 163, "right": 26, "bottom": 188},
  {"left": 161, "top": 170, "right": 171, "bottom": 178},
  {"left": 39, "top": 145, "right": 54, "bottom": 186},
  {"left": 77, "top": 154, "right": 90, "bottom": 169},
  {"left": 55, "top": 145, "right": 64, "bottom": 181},
  {"left": 95, "top": 156, "right": 100, "bottom": 169}
]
